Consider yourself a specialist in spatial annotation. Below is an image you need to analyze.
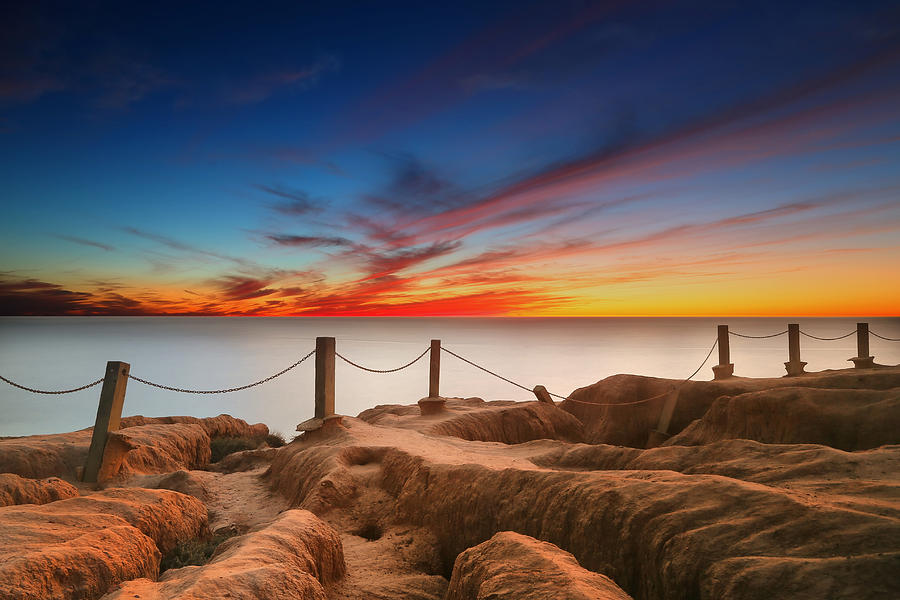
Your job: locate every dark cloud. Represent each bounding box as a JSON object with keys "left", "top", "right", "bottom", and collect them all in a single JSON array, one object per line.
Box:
[
  {"left": 0, "top": 277, "right": 156, "bottom": 315},
  {"left": 364, "top": 154, "right": 470, "bottom": 216},
  {"left": 255, "top": 184, "right": 326, "bottom": 216},
  {"left": 361, "top": 240, "right": 462, "bottom": 279},
  {"left": 213, "top": 276, "right": 278, "bottom": 301},
  {"left": 267, "top": 234, "right": 352, "bottom": 248}
]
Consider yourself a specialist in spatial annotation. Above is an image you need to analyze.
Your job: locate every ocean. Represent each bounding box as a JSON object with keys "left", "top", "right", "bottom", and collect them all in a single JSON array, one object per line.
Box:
[{"left": 1, "top": 316, "right": 898, "bottom": 437}]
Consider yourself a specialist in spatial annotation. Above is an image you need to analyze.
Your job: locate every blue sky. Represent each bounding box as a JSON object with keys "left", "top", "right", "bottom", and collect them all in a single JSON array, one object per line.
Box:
[{"left": 1, "top": 0, "right": 899, "bottom": 315}]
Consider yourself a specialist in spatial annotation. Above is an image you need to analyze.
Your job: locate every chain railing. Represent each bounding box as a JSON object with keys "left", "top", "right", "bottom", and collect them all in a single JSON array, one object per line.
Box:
[
  {"left": 128, "top": 349, "right": 316, "bottom": 394},
  {"left": 336, "top": 347, "right": 430, "bottom": 373},
  {"left": 6, "top": 324, "right": 894, "bottom": 483},
  {"left": 871, "top": 330, "right": 900, "bottom": 341},
  {"left": 728, "top": 329, "right": 788, "bottom": 339},
  {"left": 441, "top": 338, "right": 719, "bottom": 407},
  {"left": 440, "top": 347, "right": 534, "bottom": 394},
  {"left": 0, "top": 374, "right": 104, "bottom": 395}
]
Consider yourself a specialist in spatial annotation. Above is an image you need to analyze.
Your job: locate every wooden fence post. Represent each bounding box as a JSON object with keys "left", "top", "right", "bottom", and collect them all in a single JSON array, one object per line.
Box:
[
  {"left": 428, "top": 339, "right": 441, "bottom": 398},
  {"left": 314, "top": 337, "right": 335, "bottom": 419},
  {"left": 419, "top": 339, "right": 447, "bottom": 415},
  {"left": 82, "top": 361, "right": 130, "bottom": 483},
  {"left": 850, "top": 322, "right": 874, "bottom": 368},
  {"left": 784, "top": 323, "right": 806, "bottom": 376},
  {"left": 712, "top": 325, "right": 734, "bottom": 379}
]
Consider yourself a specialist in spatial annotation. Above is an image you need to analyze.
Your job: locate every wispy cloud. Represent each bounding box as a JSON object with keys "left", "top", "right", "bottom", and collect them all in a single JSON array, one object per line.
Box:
[
  {"left": 53, "top": 234, "right": 115, "bottom": 251},
  {"left": 122, "top": 226, "right": 255, "bottom": 269},
  {"left": 225, "top": 55, "right": 339, "bottom": 105}
]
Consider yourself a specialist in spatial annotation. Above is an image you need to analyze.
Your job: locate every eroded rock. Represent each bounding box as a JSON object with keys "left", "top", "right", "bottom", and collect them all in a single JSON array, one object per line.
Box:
[
  {"left": 447, "top": 531, "right": 632, "bottom": 600},
  {"left": 0, "top": 473, "right": 79, "bottom": 506},
  {"left": 427, "top": 402, "right": 584, "bottom": 444},
  {"left": 101, "top": 509, "right": 344, "bottom": 600},
  {"left": 0, "top": 488, "right": 208, "bottom": 600},
  {"left": 120, "top": 414, "right": 268, "bottom": 440},
  {"left": 267, "top": 413, "right": 900, "bottom": 600},
  {"left": 0, "top": 416, "right": 264, "bottom": 481},
  {"left": 561, "top": 368, "right": 900, "bottom": 447},
  {"left": 665, "top": 387, "right": 900, "bottom": 450}
]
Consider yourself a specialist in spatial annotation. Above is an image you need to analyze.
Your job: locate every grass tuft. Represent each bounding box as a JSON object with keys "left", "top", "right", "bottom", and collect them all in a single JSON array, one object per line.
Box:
[
  {"left": 265, "top": 432, "right": 286, "bottom": 447},
  {"left": 160, "top": 528, "right": 240, "bottom": 572},
  {"left": 209, "top": 437, "right": 260, "bottom": 463}
]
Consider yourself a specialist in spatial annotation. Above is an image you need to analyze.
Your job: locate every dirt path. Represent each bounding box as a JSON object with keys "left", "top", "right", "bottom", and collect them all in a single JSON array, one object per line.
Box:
[{"left": 200, "top": 467, "right": 288, "bottom": 533}]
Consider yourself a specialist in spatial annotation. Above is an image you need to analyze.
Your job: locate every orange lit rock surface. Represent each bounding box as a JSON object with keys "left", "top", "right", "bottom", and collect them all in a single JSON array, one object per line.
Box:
[
  {"left": 0, "top": 414, "right": 264, "bottom": 481},
  {"left": 0, "top": 488, "right": 207, "bottom": 600},
  {"left": 101, "top": 509, "right": 344, "bottom": 600},
  {"left": 0, "top": 472, "right": 79, "bottom": 506},
  {"left": 446, "top": 531, "right": 633, "bottom": 600},
  {"left": 1, "top": 366, "right": 898, "bottom": 600},
  {"left": 119, "top": 414, "right": 268, "bottom": 440}
]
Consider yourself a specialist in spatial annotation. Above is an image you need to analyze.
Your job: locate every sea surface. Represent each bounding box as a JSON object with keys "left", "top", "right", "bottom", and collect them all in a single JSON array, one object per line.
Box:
[{"left": 1, "top": 317, "right": 898, "bottom": 437}]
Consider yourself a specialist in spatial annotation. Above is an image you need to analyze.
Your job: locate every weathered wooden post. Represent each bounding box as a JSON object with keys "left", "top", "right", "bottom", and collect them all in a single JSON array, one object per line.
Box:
[
  {"left": 850, "top": 322, "right": 874, "bottom": 369},
  {"left": 314, "top": 336, "right": 335, "bottom": 419},
  {"left": 297, "top": 337, "right": 338, "bottom": 433},
  {"left": 82, "top": 361, "right": 130, "bottom": 483},
  {"left": 532, "top": 385, "right": 554, "bottom": 404},
  {"left": 419, "top": 339, "right": 447, "bottom": 415},
  {"left": 428, "top": 339, "right": 441, "bottom": 398},
  {"left": 712, "top": 324, "right": 734, "bottom": 379},
  {"left": 784, "top": 323, "right": 806, "bottom": 376}
]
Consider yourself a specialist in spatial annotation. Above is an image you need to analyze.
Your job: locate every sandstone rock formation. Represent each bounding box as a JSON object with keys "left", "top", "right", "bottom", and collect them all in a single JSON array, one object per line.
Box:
[
  {"left": 426, "top": 401, "right": 584, "bottom": 444},
  {"left": 0, "top": 488, "right": 207, "bottom": 600},
  {"left": 562, "top": 368, "right": 900, "bottom": 447},
  {"left": 98, "top": 423, "right": 211, "bottom": 481},
  {"left": 266, "top": 373, "right": 900, "bottom": 600},
  {"left": 0, "top": 414, "right": 263, "bottom": 481},
  {"left": 119, "top": 414, "right": 268, "bottom": 439},
  {"left": 0, "top": 472, "right": 79, "bottom": 506},
  {"left": 101, "top": 509, "right": 344, "bottom": 600},
  {"left": 447, "top": 531, "right": 633, "bottom": 600},
  {"left": 665, "top": 386, "right": 900, "bottom": 449},
  {"left": 3, "top": 367, "right": 898, "bottom": 600}
]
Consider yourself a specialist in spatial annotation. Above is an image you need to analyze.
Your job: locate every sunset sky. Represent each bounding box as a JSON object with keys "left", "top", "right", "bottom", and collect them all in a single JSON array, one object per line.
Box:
[{"left": 1, "top": 1, "right": 899, "bottom": 316}]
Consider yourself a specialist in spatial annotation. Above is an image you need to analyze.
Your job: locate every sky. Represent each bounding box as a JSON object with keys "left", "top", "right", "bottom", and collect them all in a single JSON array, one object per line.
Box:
[{"left": 1, "top": 0, "right": 899, "bottom": 317}]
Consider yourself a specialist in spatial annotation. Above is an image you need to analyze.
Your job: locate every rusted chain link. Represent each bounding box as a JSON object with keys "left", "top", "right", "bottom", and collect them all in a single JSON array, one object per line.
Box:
[
  {"left": 559, "top": 338, "right": 719, "bottom": 406},
  {"left": 729, "top": 330, "right": 788, "bottom": 339},
  {"left": 870, "top": 330, "right": 900, "bottom": 341},
  {"left": 442, "top": 338, "right": 718, "bottom": 407},
  {"left": 0, "top": 374, "right": 104, "bottom": 395},
  {"left": 440, "top": 347, "right": 534, "bottom": 394},
  {"left": 128, "top": 349, "right": 315, "bottom": 394},
  {"left": 799, "top": 330, "right": 855, "bottom": 341},
  {"left": 335, "top": 347, "right": 430, "bottom": 373}
]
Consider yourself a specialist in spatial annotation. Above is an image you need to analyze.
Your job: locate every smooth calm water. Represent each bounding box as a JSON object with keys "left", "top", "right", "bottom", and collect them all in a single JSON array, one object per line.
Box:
[{"left": 1, "top": 317, "right": 898, "bottom": 437}]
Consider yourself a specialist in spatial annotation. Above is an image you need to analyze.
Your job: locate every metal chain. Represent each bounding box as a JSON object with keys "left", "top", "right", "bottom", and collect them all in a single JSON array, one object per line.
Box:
[
  {"left": 560, "top": 338, "right": 719, "bottom": 406},
  {"left": 0, "top": 374, "right": 104, "bottom": 395},
  {"left": 335, "top": 347, "right": 430, "bottom": 373},
  {"left": 870, "top": 330, "right": 900, "bottom": 342},
  {"left": 799, "top": 330, "right": 855, "bottom": 341},
  {"left": 440, "top": 347, "right": 534, "bottom": 394},
  {"left": 442, "top": 338, "right": 718, "bottom": 407},
  {"left": 728, "top": 330, "right": 788, "bottom": 339},
  {"left": 128, "top": 349, "right": 315, "bottom": 394}
]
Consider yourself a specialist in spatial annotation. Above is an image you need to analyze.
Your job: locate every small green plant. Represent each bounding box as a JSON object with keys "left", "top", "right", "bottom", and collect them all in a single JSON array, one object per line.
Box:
[
  {"left": 209, "top": 436, "right": 260, "bottom": 463},
  {"left": 160, "top": 529, "right": 239, "bottom": 572},
  {"left": 265, "top": 432, "right": 286, "bottom": 447}
]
